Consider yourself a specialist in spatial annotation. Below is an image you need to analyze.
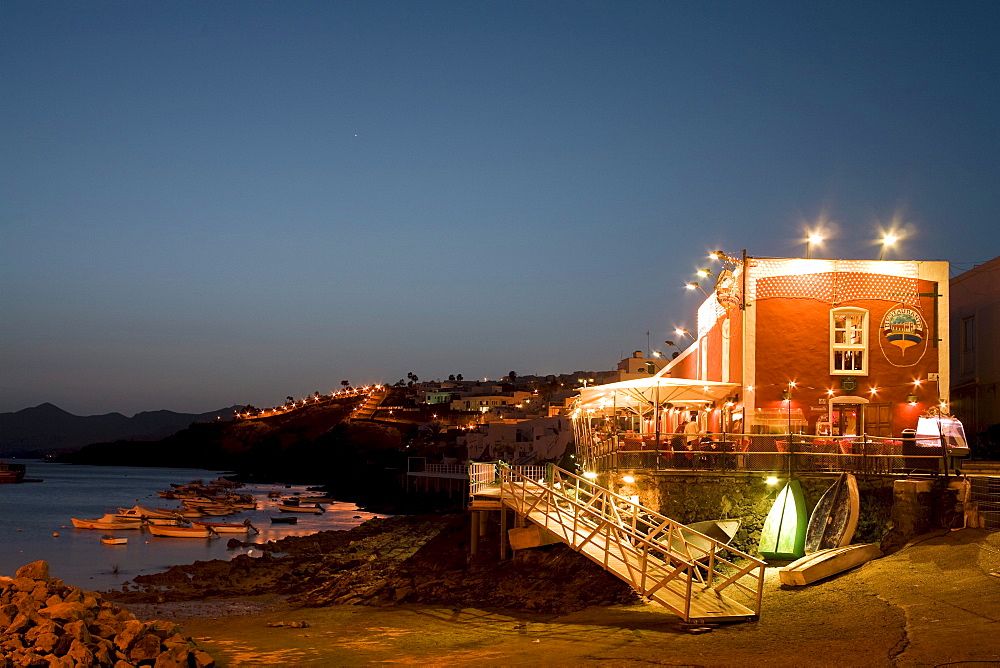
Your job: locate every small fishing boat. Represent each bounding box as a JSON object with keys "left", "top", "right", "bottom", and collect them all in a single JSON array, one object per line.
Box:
[
  {"left": 193, "top": 519, "right": 259, "bottom": 534},
  {"left": 294, "top": 495, "right": 334, "bottom": 504},
  {"left": 147, "top": 523, "right": 216, "bottom": 538},
  {"left": 117, "top": 505, "right": 186, "bottom": 525},
  {"left": 804, "top": 473, "right": 860, "bottom": 554},
  {"left": 198, "top": 505, "right": 238, "bottom": 516},
  {"left": 679, "top": 519, "right": 741, "bottom": 561},
  {"left": 101, "top": 536, "right": 128, "bottom": 545},
  {"left": 779, "top": 543, "right": 883, "bottom": 586},
  {"left": 182, "top": 500, "right": 235, "bottom": 515},
  {"left": 277, "top": 498, "right": 324, "bottom": 514},
  {"left": 270, "top": 516, "right": 298, "bottom": 524},
  {"left": 759, "top": 479, "right": 808, "bottom": 561},
  {"left": 71, "top": 514, "right": 143, "bottom": 531}
]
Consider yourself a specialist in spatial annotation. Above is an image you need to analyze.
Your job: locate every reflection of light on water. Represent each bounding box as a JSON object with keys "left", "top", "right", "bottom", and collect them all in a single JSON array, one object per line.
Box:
[{"left": 0, "top": 464, "right": 388, "bottom": 591}]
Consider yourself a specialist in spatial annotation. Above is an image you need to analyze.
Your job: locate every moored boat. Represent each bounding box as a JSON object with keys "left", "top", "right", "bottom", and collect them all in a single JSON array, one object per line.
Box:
[
  {"left": 0, "top": 461, "right": 27, "bottom": 484},
  {"left": 147, "top": 523, "right": 216, "bottom": 538},
  {"left": 193, "top": 519, "right": 259, "bottom": 534},
  {"left": 71, "top": 514, "right": 143, "bottom": 531},
  {"left": 117, "top": 505, "right": 186, "bottom": 525},
  {"left": 293, "top": 495, "right": 333, "bottom": 504},
  {"left": 277, "top": 498, "right": 324, "bottom": 514},
  {"left": 270, "top": 516, "right": 298, "bottom": 524},
  {"left": 101, "top": 536, "right": 128, "bottom": 545}
]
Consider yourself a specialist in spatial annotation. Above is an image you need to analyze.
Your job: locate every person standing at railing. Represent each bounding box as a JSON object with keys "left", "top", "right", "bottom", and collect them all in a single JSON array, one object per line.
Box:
[
  {"left": 684, "top": 413, "right": 702, "bottom": 467},
  {"left": 670, "top": 428, "right": 687, "bottom": 468}
]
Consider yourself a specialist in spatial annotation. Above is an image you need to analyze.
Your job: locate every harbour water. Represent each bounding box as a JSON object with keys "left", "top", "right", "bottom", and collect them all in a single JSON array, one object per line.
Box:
[{"left": 0, "top": 462, "right": 385, "bottom": 591}]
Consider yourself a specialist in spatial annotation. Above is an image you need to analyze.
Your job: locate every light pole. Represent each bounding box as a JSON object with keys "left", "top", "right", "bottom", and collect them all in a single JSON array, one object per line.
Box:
[
  {"left": 686, "top": 282, "right": 709, "bottom": 297},
  {"left": 878, "top": 234, "right": 897, "bottom": 260},
  {"left": 675, "top": 328, "right": 695, "bottom": 341},
  {"left": 806, "top": 233, "right": 823, "bottom": 259}
]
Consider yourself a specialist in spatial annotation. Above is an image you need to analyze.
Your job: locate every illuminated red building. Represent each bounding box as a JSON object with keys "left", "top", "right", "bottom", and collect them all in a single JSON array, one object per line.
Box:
[{"left": 666, "top": 257, "right": 950, "bottom": 438}]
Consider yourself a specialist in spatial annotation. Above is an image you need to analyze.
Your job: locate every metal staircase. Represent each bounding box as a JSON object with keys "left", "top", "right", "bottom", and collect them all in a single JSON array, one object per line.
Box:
[{"left": 483, "top": 464, "right": 765, "bottom": 623}]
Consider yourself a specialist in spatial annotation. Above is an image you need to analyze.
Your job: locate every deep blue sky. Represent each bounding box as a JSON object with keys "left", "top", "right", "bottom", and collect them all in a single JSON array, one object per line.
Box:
[{"left": 2, "top": 1, "right": 998, "bottom": 416}]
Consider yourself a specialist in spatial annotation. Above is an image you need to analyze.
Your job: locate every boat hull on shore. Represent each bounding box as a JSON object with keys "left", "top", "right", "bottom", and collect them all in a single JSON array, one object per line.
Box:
[
  {"left": 759, "top": 479, "right": 808, "bottom": 561},
  {"left": 804, "top": 473, "right": 860, "bottom": 554},
  {"left": 779, "top": 543, "right": 883, "bottom": 586}
]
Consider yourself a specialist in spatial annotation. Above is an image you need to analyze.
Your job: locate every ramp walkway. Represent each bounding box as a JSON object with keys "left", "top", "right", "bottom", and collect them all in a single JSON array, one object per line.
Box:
[{"left": 470, "top": 463, "right": 764, "bottom": 624}]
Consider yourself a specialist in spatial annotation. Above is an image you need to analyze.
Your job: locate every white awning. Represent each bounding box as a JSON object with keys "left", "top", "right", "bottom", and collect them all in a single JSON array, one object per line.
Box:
[{"left": 576, "top": 377, "right": 739, "bottom": 412}]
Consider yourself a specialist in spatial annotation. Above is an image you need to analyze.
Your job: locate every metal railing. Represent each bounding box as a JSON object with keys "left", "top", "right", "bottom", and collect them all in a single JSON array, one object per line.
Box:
[
  {"left": 969, "top": 477, "right": 1000, "bottom": 531},
  {"left": 584, "top": 432, "right": 955, "bottom": 476},
  {"left": 498, "top": 464, "right": 764, "bottom": 623},
  {"left": 468, "top": 461, "right": 548, "bottom": 497}
]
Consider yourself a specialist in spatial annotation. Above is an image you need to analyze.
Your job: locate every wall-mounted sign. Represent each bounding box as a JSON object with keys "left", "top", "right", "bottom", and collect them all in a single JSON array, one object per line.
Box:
[
  {"left": 882, "top": 307, "right": 925, "bottom": 352},
  {"left": 840, "top": 376, "right": 858, "bottom": 392},
  {"left": 715, "top": 269, "right": 741, "bottom": 311}
]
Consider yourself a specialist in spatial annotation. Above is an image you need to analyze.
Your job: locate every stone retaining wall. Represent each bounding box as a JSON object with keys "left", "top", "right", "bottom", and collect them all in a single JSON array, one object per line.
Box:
[{"left": 604, "top": 472, "right": 960, "bottom": 556}]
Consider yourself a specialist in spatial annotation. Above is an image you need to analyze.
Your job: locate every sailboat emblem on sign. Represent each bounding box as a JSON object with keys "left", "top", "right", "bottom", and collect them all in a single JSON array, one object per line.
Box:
[{"left": 882, "top": 307, "right": 925, "bottom": 352}]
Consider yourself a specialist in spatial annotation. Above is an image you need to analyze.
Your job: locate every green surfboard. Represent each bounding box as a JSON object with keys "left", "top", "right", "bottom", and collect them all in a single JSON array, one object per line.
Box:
[{"left": 759, "top": 478, "right": 807, "bottom": 560}]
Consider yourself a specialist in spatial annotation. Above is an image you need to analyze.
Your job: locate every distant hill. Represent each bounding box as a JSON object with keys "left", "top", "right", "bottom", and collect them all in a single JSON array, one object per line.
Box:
[{"left": 0, "top": 403, "right": 244, "bottom": 457}]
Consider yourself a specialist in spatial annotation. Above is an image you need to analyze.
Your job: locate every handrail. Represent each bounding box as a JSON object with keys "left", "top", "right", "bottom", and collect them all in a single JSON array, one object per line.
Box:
[
  {"left": 498, "top": 464, "right": 765, "bottom": 622},
  {"left": 583, "top": 431, "right": 951, "bottom": 476}
]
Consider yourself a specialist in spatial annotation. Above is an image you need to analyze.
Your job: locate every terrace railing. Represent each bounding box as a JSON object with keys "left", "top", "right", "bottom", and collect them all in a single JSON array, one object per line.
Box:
[{"left": 585, "top": 432, "right": 953, "bottom": 476}]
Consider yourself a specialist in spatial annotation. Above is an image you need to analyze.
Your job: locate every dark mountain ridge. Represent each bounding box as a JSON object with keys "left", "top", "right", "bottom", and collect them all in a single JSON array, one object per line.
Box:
[{"left": 0, "top": 402, "right": 243, "bottom": 457}]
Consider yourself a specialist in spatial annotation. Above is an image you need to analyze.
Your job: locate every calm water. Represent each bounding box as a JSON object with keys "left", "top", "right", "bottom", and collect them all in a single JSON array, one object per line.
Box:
[{"left": 0, "top": 462, "right": 384, "bottom": 591}]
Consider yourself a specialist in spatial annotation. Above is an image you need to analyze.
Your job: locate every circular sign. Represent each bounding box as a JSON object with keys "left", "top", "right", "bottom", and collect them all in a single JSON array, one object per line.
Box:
[
  {"left": 882, "top": 307, "right": 925, "bottom": 352},
  {"left": 715, "top": 269, "right": 740, "bottom": 310}
]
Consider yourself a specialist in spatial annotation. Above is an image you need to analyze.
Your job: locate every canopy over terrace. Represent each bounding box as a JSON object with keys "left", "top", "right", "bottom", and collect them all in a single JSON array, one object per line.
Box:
[
  {"left": 573, "top": 377, "right": 739, "bottom": 472},
  {"left": 576, "top": 377, "right": 739, "bottom": 413}
]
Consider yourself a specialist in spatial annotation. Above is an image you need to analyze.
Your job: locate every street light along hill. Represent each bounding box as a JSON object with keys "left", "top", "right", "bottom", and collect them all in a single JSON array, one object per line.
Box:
[{"left": 53, "top": 389, "right": 410, "bottom": 495}]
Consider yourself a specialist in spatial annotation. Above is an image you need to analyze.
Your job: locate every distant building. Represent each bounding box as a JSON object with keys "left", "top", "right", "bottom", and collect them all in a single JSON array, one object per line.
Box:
[
  {"left": 950, "top": 256, "right": 1000, "bottom": 455},
  {"left": 613, "top": 350, "right": 670, "bottom": 382},
  {"left": 449, "top": 391, "right": 533, "bottom": 413},
  {"left": 459, "top": 416, "right": 573, "bottom": 464}
]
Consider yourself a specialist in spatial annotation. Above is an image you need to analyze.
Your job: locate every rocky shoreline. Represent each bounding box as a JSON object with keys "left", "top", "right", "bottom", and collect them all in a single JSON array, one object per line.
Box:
[
  {"left": 1, "top": 561, "right": 214, "bottom": 667},
  {"left": 108, "top": 513, "right": 639, "bottom": 614}
]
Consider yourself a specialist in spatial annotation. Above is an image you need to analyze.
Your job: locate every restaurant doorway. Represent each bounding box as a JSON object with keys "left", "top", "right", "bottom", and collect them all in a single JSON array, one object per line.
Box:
[{"left": 829, "top": 396, "right": 869, "bottom": 436}]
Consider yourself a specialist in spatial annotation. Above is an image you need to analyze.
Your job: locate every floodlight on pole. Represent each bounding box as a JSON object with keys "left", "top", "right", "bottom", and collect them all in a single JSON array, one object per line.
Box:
[
  {"left": 806, "top": 233, "right": 823, "bottom": 259},
  {"left": 686, "top": 282, "right": 709, "bottom": 297},
  {"left": 878, "top": 234, "right": 898, "bottom": 260},
  {"left": 664, "top": 340, "right": 682, "bottom": 351},
  {"left": 675, "top": 328, "right": 695, "bottom": 341}
]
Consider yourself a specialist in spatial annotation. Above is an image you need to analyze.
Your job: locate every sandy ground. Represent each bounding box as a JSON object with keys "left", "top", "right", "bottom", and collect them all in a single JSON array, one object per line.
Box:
[{"left": 127, "top": 528, "right": 1000, "bottom": 667}]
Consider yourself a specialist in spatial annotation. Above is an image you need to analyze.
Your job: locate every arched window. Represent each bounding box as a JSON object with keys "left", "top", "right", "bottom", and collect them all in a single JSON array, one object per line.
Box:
[{"left": 830, "top": 308, "right": 868, "bottom": 375}]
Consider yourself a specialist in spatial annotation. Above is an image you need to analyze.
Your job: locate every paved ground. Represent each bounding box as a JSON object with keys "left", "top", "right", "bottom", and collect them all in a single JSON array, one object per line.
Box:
[{"left": 130, "top": 528, "right": 1000, "bottom": 667}]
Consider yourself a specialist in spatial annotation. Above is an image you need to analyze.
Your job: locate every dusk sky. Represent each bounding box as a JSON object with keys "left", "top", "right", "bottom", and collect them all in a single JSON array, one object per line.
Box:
[{"left": 2, "top": 1, "right": 998, "bottom": 417}]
